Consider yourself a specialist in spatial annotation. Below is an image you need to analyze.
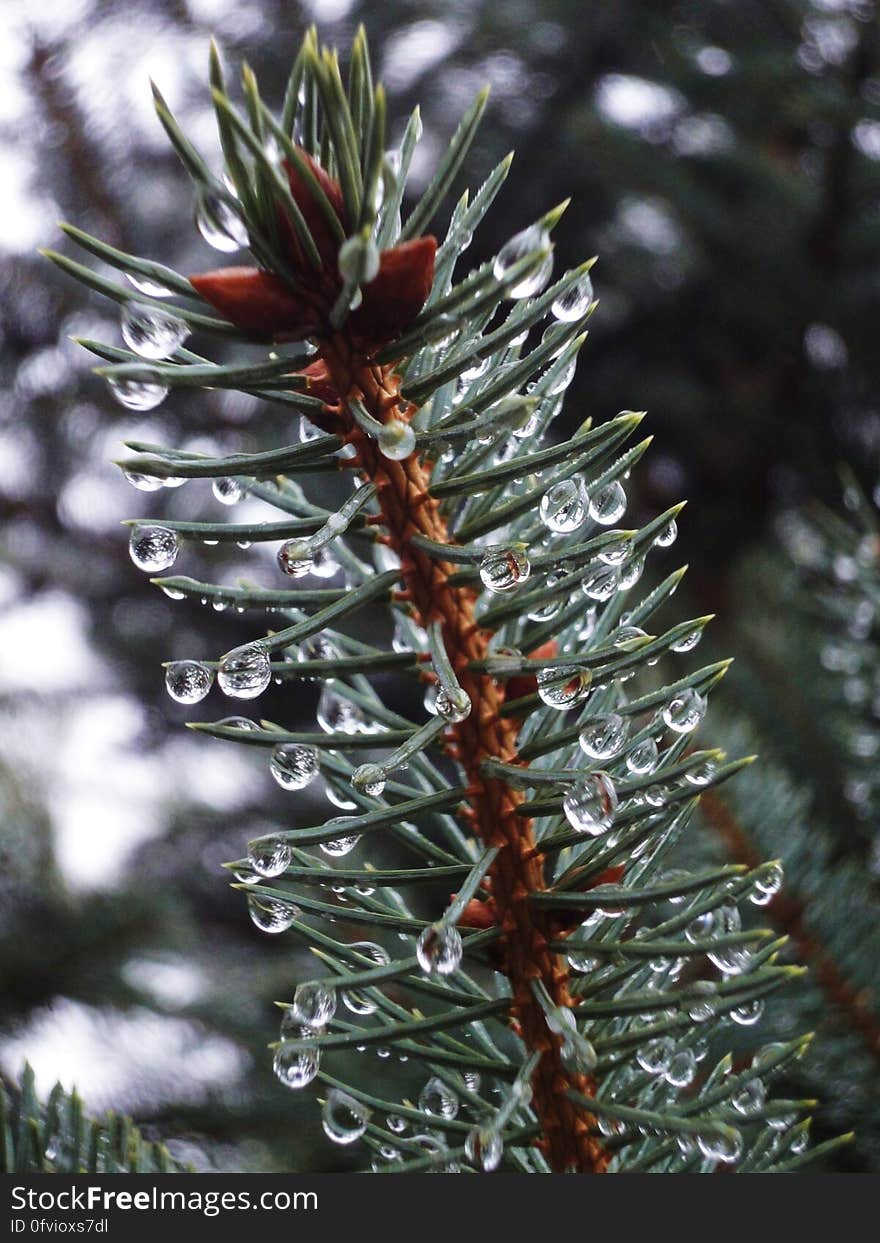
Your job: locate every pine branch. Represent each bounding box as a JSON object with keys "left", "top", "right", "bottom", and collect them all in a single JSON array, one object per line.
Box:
[
  {"left": 700, "top": 788, "right": 880, "bottom": 1065},
  {"left": 1, "top": 1066, "right": 186, "bottom": 1175},
  {"left": 48, "top": 27, "right": 828, "bottom": 1176}
]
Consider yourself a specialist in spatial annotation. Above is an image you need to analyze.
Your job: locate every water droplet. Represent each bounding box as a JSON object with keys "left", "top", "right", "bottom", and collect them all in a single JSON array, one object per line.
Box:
[
  {"left": 310, "top": 547, "right": 339, "bottom": 579},
  {"left": 218, "top": 715, "right": 260, "bottom": 731},
  {"left": 165, "top": 659, "right": 213, "bottom": 704},
  {"left": 270, "top": 743, "right": 319, "bottom": 791},
  {"left": 277, "top": 538, "right": 314, "bottom": 578},
  {"left": 123, "top": 469, "right": 164, "bottom": 492},
  {"left": 324, "top": 782, "right": 357, "bottom": 811},
  {"left": 273, "top": 1037, "right": 319, "bottom": 1089},
  {"left": 320, "top": 817, "right": 361, "bottom": 857},
  {"left": 662, "top": 688, "right": 707, "bottom": 734},
  {"left": 537, "top": 664, "right": 592, "bottom": 710},
  {"left": 217, "top": 643, "right": 271, "bottom": 699},
  {"left": 618, "top": 555, "right": 645, "bottom": 590},
  {"left": 598, "top": 531, "right": 635, "bottom": 566},
  {"left": 419, "top": 1077, "right": 459, "bottom": 1120},
  {"left": 121, "top": 302, "right": 189, "bottom": 360},
  {"left": 212, "top": 476, "right": 243, "bottom": 505},
  {"left": 247, "top": 894, "right": 297, "bottom": 934},
  {"left": 589, "top": 481, "right": 627, "bottom": 525},
  {"left": 434, "top": 687, "right": 471, "bottom": 722},
  {"left": 317, "top": 686, "right": 364, "bottom": 734},
  {"left": 126, "top": 271, "right": 173, "bottom": 298},
  {"left": 386, "top": 1114, "right": 408, "bottom": 1134},
  {"left": 686, "top": 910, "right": 714, "bottom": 943},
  {"left": 671, "top": 630, "right": 702, "bottom": 654},
  {"left": 655, "top": 517, "right": 678, "bottom": 548},
  {"left": 540, "top": 478, "right": 588, "bottom": 533},
  {"left": 561, "top": 1030, "right": 597, "bottom": 1074},
  {"left": 731, "top": 999, "right": 763, "bottom": 1026},
  {"left": 581, "top": 561, "right": 619, "bottom": 601},
  {"left": 378, "top": 420, "right": 416, "bottom": 461},
  {"left": 411, "top": 1133, "right": 455, "bottom": 1171},
  {"left": 416, "top": 922, "right": 462, "bottom": 976},
  {"left": 108, "top": 375, "right": 169, "bottom": 411},
  {"left": 664, "top": 1048, "right": 696, "bottom": 1087},
  {"left": 161, "top": 585, "right": 186, "bottom": 600},
  {"left": 322, "top": 1089, "right": 370, "bottom": 1144},
  {"left": 352, "top": 763, "right": 386, "bottom": 797},
  {"left": 551, "top": 270, "right": 594, "bottom": 322},
  {"left": 750, "top": 861, "right": 783, "bottom": 906},
  {"left": 697, "top": 1127, "right": 742, "bottom": 1164},
  {"left": 129, "top": 524, "right": 180, "bottom": 572},
  {"left": 687, "top": 980, "right": 719, "bottom": 1022},
  {"left": 707, "top": 903, "right": 749, "bottom": 975},
  {"left": 626, "top": 738, "right": 659, "bottom": 774},
  {"left": 461, "top": 356, "right": 491, "bottom": 384},
  {"left": 464, "top": 1126, "right": 502, "bottom": 1171},
  {"left": 685, "top": 758, "right": 716, "bottom": 786},
  {"left": 248, "top": 837, "right": 292, "bottom": 878},
  {"left": 579, "top": 713, "right": 629, "bottom": 759},
  {"left": 732, "top": 1079, "right": 765, "bottom": 1116},
  {"left": 342, "top": 988, "right": 377, "bottom": 1016},
  {"left": 479, "top": 546, "right": 530, "bottom": 593},
  {"left": 341, "top": 943, "right": 388, "bottom": 1012},
  {"left": 563, "top": 772, "right": 618, "bottom": 835},
  {"left": 195, "top": 190, "right": 249, "bottom": 252},
  {"left": 494, "top": 224, "right": 553, "bottom": 298},
  {"left": 546, "top": 357, "right": 576, "bottom": 396},
  {"left": 636, "top": 1036, "right": 674, "bottom": 1075}
]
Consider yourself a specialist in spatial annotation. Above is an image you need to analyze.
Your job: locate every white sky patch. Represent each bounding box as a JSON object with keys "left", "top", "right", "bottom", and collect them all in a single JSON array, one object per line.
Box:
[
  {"left": 0, "top": 998, "right": 248, "bottom": 1113},
  {"left": 64, "top": 19, "right": 210, "bottom": 156},
  {"left": 853, "top": 119, "right": 880, "bottom": 160},
  {"left": 594, "top": 74, "right": 685, "bottom": 133},
  {"left": 303, "top": 0, "right": 355, "bottom": 20},
  {"left": 57, "top": 468, "right": 131, "bottom": 534},
  {"left": 381, "top": 21, "right": 462, "bottom": 92},
  {"left": 804, "top": 322, "right": 848, "bottom": 370},
  {"left": 696, "top": 46, "right": 733, "bottom": 77},
  {"left": 615, "top": 198, "right": 683, "bottom": 255},
  {"left": 673, "top": 113, "right": 735, "bottom": 157},
  {"left": 0, "top": 592, "right": 104, "bottom": 694},
  {"left": 0, "top": 149, "right": 59, "bottom": 256},
  {"left": 47, "top": 695, "right": 164, "bottom": 890},
  {"left": 122, "top": 956, "right": 209, "bottom": 1008}
]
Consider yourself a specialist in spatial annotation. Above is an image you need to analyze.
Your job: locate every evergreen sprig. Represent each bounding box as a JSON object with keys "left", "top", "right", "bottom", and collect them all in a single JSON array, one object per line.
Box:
[
  {"left": 48, "top": 26, "right": 833, "bottom": 1174},
  {"left": 1, "top": 1065, "right": 185, "bottom": 1174}
]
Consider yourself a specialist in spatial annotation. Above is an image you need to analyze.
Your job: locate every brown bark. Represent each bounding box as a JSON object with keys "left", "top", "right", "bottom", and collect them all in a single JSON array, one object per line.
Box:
[{"left": 322, "top": 338, "right": 607, "bottom": 1173}]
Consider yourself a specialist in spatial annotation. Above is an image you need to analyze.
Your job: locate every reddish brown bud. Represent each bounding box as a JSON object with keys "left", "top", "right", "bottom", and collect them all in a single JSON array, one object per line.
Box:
[
  {"left": 350, "top": 236, "right": 437, "bottom": 345},
  {"left": 189, "top": 267, "right": 320, "bottom": 341},
  {"left": 298, "top": 358, "right": 339, "bottom": 406},
  {"left": 281, "top": 151, "right": 346, "bottom": 266},
  {"left": 456, "top": 898, "right": 497, "bottom": 930}
]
